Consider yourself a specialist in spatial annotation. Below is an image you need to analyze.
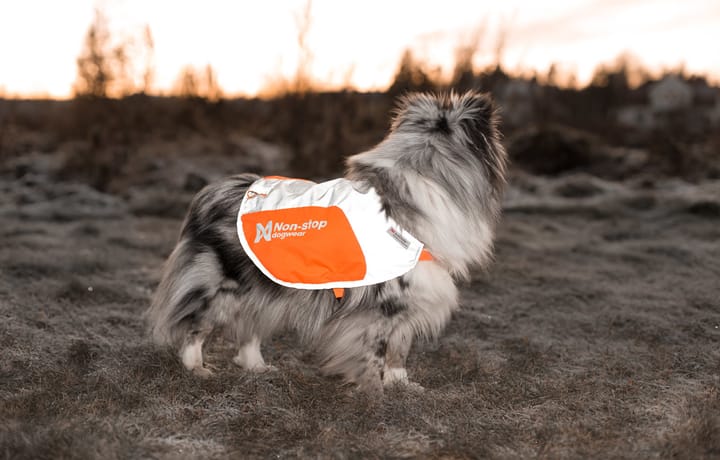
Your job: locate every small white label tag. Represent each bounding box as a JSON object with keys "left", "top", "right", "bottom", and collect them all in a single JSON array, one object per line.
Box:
[{"left": 387, "top": 227, "right": 410, "bottom": 249}]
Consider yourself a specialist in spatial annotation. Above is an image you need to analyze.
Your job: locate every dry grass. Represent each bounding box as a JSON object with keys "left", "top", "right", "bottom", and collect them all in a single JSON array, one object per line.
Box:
[{"left": 1, "top": 163, "right": 719, "bottom": 458}]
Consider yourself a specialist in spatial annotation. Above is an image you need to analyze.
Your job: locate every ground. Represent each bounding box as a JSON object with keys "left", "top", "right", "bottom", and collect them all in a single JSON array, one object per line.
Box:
[{"left": 1, "top": 157, "right": 719, "bottom": 458}]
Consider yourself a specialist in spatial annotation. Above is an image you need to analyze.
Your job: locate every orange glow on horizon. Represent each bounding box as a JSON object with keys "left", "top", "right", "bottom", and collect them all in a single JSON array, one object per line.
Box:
[{"left": 1, "top": 0, "right": 719, "bottom": 100}]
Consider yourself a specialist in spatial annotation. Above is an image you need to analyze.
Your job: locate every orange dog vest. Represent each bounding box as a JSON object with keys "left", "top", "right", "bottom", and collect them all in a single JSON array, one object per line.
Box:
[{"left": 237, "top": 177, "right": 430, "bottom": 296}]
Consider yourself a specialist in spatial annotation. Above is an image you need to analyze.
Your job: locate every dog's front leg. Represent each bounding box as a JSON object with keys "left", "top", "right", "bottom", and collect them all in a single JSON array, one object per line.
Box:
[{"left": 233, "top": 335, "right": 277, "bottom": 373}]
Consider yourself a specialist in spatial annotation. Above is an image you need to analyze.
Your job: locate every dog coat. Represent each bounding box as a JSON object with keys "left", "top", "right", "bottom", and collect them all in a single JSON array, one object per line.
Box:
[{"left": 237, "top": 176, "right": 431, "bottom": 297}]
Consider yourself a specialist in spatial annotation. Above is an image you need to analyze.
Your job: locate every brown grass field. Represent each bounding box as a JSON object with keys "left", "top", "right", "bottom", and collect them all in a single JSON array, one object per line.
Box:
[{"left": 1, "top": 96, "right": 720, "bottom": 459}]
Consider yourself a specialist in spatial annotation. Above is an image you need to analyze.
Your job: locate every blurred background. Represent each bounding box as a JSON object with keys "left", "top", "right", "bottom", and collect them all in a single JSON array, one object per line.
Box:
[{"left": 1, "top": 0, "right": 719, "bottom": 195}]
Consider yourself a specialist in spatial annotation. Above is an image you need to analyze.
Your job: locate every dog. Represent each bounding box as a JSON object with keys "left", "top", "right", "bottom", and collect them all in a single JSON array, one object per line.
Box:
[{"left": 145, "top": 91, "right": 507, "bottom": 392}]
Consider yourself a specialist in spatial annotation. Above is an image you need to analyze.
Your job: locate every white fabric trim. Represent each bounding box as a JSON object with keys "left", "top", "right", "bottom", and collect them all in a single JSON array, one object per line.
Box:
[{"left": 237, "top": 177, "right": 424, "bottom": 290}]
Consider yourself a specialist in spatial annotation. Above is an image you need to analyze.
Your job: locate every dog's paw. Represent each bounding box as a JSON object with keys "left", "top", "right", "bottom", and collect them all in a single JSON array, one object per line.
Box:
[
  {"left": 383, "top": 367, "right": 409, "bottom": 386},
  {"left": 383, "top": 367, "right": 425, "bottom": 392},
  {"left": 354, "top": 380, "right": 384, "bottom": 396},
  {"left": 232, "top": 356, "right": 278, "bottom": 373},
  {"left": 404, "top": 381, "right": 426, "bottom": 393},
  {"left": 386, "top": 379, "right": 426, "bottom": 393},
  {"left": 191, "top": 366, "right": 214, "bottom": 378},
  {"left": 248, "top": 363, "right": 278, "bottom": 374}
]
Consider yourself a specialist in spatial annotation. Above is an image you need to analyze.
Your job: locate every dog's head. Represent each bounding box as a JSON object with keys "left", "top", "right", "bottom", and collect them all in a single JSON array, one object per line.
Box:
[
  {"left": 392, "top": 91, "right": 506, "bottom": 190},
  {"left": 348, "top": 91, "right": 507, "bottom": 214},
  {"left": 346, "top": 91, "right": 507, "bottom": 274}
]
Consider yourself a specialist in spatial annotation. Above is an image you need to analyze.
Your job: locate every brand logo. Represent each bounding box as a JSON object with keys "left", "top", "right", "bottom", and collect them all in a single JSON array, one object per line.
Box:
[
  {"left": 255, "top": 221, "right": 273, "bottom": 243},
  {"left": 254, "top": 219, "right": 328, "bottom": 243}
]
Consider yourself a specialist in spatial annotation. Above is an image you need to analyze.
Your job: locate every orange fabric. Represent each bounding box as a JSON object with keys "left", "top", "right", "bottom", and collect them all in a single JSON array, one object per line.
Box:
[
  {"left": 331, "top": 250, "right": 432, "bottom": 298},
  {"left": 332, "top": 250, "right": 432, "bottom": 298},
  {"left": 241, "top": 206, "right": 367, "bottom": 285},
  {"left": 419, "top": 249, "right": 434, "bottom": 261}
]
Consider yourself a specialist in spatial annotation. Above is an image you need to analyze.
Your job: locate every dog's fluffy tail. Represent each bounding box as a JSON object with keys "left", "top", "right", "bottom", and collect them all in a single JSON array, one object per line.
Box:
[
  {"left": 144, "top": 173, "right": 259, "bottom": 347},
  {"left": 144, "top": 238, "right": 213, "bottom": 347}
]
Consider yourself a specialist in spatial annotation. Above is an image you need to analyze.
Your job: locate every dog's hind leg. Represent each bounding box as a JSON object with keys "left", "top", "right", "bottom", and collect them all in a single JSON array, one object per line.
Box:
[
  {"left": 383, "top": 326, "right": 424, "bottom": 391},
  {"left": 233, "top": 335, "right": 277, "bottom": 373},
  {"left": 383, "top": 327, "right": 412, "bottom": 386},
  {"left": 180, "top": 322, "right": 213, "bottom": 378}
]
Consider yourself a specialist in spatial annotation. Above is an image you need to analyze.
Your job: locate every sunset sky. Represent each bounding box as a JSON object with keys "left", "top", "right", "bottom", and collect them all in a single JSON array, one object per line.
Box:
[{"left": 1, "top": 0, "right": 719, "bottom": 98}]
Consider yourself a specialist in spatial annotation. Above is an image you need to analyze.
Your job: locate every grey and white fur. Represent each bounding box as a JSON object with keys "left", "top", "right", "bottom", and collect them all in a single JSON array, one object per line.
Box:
[{"left": 145, "top": 91, "right": 507, "bottom": 392}]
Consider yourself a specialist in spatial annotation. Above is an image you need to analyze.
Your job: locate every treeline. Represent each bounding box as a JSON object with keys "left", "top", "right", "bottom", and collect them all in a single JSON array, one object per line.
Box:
[
  {"left": 74, "top": 5, "right": 715, "bottom": 101},
  {"left": 74, "top": 9, "right": 222, "bottom": 100},
  {"left": 3, "top": 4, "right": 717, "bottom": 184}
]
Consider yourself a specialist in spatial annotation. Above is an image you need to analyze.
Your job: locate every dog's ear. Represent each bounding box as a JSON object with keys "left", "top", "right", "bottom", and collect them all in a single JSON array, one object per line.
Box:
[
  {"left": 451, "top": 91, "right": 498, "bottom": 142},
  {"left": 390, "top": 93, "right": 446, "bottom": 133},
  {"left": 448, "top": 91, "right": 506, "bottom": 189},
  {"left": 391, "top": 91, "right": 499, "bottom": 140}
]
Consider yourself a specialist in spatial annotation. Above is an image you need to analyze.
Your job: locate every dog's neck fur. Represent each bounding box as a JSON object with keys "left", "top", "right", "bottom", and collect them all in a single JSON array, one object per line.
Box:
[{"left": 346, "top": 152, "right": 497, "bottom": 280}]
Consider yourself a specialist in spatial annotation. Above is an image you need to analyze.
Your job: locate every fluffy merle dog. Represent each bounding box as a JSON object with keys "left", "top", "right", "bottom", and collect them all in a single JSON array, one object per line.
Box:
[{"left": 145, "top": 91, "right": 507, "bottom": 392}]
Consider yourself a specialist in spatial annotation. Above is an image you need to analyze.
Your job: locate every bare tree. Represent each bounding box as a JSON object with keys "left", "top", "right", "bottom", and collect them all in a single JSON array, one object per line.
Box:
[
  {"left": 493, "top": 15, "right": 515, "bottom": 71},
  {"left": 74, "top": 9, "right": 114, "bottom": 98},
  {"left": 293, "top": 0, "right": 314, "bottom": 93},
  {"left": 451, "top": 25, "right": 484, "bottom": 90},
  {"left": 175, "top": 66, "right": 200, "bottom": 98},
  {"left": 389, "top": 49, "right": 435, "bottom": 95},
  {"left": 142, "top": 25, "right": 155, "bottom": 94},
  {"left": 74, "top": 8, "right": 135, "bottom": 98},
  {"left": 546, "top": 63, "right": 560, "bottom": 87},
  {"left": 174, "top": 64, "right": 222, "bottom": 100},
  {"left": 113, "top": 39, "right": 134, "bottom": 96},
  {"left": 257, "top": 0, "right": 316, "bottom": 96},
  {"left": 204, "top": 64, "right": 222, "bottom": 101}
]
